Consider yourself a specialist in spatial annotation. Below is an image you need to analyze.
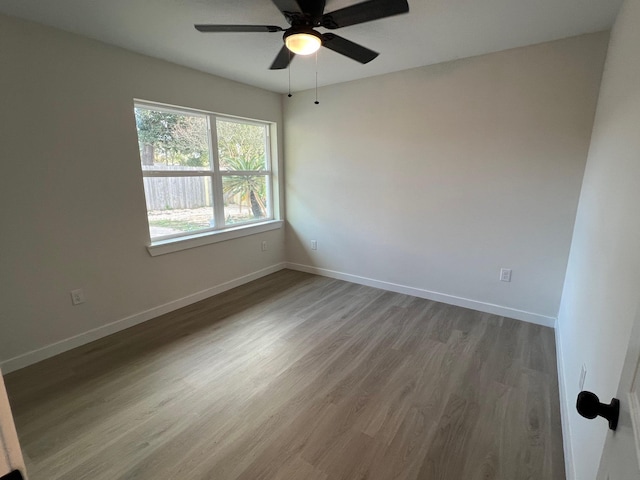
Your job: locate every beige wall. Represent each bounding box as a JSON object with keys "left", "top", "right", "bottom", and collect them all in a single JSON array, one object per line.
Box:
[
  {"left": 557, "top": 0, "right": 640, "bottom": 478},
  {"left": 284, "top": 33, "right": 608, "bottom": 324},
  {"left": 0, "top": 14, "right": 285, "bottom": 369}
]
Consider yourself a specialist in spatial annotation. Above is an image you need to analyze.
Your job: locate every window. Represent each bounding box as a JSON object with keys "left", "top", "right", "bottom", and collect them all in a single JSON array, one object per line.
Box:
[{"left": 133, "top": 102, "right": 276, "bottom": 246}]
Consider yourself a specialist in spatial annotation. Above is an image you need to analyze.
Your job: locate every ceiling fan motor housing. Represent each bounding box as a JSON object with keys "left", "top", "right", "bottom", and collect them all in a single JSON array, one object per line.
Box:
[{"left": 283, "top": 26, "right": 322, "bottom": 42}]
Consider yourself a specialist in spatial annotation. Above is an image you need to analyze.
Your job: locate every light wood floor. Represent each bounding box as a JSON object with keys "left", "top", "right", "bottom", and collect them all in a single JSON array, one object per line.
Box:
[{"left": 5, "top": 270, "right": 565, "bottom": 480}]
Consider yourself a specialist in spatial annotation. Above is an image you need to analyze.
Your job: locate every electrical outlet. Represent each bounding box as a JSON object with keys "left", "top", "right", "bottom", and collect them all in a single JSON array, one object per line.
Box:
[
  {"left": 500, "top": 268, "right": 512, "bottom": 282},
  {"left": 71, "top": 288, "right": 85, "bottom": 305},
  {"left": 311, "top": 240, "right": 317, "bottom": 250},
  {"left": 261, "top": 240, "right": 268, "bottom": 251},
  {"left": 579, "top": 364, "right": 587, "bottom": 390}
]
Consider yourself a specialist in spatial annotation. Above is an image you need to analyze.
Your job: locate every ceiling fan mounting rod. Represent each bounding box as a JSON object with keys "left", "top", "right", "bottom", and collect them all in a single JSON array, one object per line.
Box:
[{"left": 286, "top": 12, "right": 319, "bottom": 27}]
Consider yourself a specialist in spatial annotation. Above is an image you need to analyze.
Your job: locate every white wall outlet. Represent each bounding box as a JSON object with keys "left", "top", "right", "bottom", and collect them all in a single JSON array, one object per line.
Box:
[
  {"left": 311, "top": 240, "right": 317, "bottom": 250},
  {"left": 500, "top": 268, "right": 512, "bottom": 282},
  {"left": 579, "top": 364, "right": 587, "bottom": 390},
  {"left": 261, "top": 240, "right": 268, "bottom": 251},
  {"left": 71, "top": 288, "right": 85, "bottom": 305}
]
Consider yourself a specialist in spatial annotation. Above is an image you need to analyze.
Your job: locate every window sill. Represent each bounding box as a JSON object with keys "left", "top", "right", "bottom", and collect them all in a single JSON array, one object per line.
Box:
[{"left": 146, "top": 220, "right": 284, "bottom": 257}]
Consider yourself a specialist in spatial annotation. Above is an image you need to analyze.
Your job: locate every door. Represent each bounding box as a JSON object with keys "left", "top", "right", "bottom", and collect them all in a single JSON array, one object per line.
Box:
[
  {"left": 0, "top": 368, "right": 27, "bottom": 479},
  {"left": 597, "top": 306, "right": 640, "bottom": 479}
]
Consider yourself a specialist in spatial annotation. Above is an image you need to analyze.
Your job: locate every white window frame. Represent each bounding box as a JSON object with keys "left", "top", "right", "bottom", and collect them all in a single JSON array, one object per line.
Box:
[{"left": 134, "top": 100, "right": 282, "bottom": 256}]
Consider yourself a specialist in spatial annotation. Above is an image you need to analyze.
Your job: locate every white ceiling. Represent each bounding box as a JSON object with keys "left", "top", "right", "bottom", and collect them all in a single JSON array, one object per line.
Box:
[{"left": 1, "top": 0, "right": 621, "bottom": 93}]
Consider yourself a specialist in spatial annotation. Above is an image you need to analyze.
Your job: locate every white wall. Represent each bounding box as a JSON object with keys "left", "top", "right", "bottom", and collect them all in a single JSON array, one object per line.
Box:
[
  {"left": 556, "top": 0, "right": 640, "bottom": 478},
  {"left": 284, "top": 33, "right": 608, "bottom": 325},
  {"left": 0, "top": 14, "right": 285, "bottom": 370}
]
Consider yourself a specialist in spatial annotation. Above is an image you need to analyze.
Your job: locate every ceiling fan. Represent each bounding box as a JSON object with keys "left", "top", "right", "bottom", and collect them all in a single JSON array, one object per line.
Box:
[{"left": 195, "top": 0, "right": 410, "bottom": 70}]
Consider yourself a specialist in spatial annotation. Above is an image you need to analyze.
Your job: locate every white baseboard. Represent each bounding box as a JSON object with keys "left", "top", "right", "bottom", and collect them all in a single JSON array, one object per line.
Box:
[
  {"left": 285, "top": 262, "right": 557, "bottom": 328},
  {"left": 555, "top": 318, "right": 575, "bottom": 480},
  {"left": 0, "top": 263, "right": 287, "bottom": 374},
  {"left": 1, "top": 262, "right": 556, "bottom": 374}
]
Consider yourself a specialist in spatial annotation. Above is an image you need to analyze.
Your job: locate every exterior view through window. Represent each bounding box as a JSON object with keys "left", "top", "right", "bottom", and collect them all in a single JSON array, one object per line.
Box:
[{"left": 134, "top": 103, "right": 273, "bottom": 241}]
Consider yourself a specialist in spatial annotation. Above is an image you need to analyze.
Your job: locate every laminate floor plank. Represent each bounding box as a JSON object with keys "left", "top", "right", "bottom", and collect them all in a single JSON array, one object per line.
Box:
[{"left": 4, "top": 269, "right": 565, "bottom": 480}]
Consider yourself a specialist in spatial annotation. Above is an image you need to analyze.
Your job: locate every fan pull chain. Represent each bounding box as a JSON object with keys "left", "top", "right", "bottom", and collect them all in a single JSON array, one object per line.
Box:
[
  {"left": 314, "top": 51, "right": 319, "bottom": 105},
  {"left": 287, "top": 49, "right": 292, "bottom": 98}
]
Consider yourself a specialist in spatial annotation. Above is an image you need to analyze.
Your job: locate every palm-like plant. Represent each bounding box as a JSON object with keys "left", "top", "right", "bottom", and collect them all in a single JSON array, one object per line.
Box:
[
  {"left": 217, "top": 121, "right": 268, "bottom": 220},
  {"left": 222, "top": 156, "right": 267, "bottom": 219}
]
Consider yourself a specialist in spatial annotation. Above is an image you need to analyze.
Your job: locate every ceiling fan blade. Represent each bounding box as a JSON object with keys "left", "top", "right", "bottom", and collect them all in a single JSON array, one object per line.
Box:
[
  {"left": 322, "top": 0, "right": 409, "bottom": 29},
  {"left": 321, "top": 33, "right": 378, "bottom": 64},
  {"left": 195, "top": 24, "right": 284, "bottom": 33},
  {"left": 270, "top": 46, "right": 295, "bottom": 69}
]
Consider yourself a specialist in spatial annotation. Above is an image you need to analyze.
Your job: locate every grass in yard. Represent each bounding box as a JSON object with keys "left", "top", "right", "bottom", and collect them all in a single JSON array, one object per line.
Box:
[{"left": 148, "top": 219, "right": 208, "bottom": 232}]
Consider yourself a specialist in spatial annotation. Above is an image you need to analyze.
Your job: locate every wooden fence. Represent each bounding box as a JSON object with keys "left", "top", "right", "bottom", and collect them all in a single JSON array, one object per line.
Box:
[{"left": 143, "top": 176, "right": 212, "bottom": 210}]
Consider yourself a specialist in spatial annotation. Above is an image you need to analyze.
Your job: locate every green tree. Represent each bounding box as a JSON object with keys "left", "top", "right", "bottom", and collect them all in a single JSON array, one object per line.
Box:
[{"left": 134, "top": 108, "right": 209, "bottom": 167}]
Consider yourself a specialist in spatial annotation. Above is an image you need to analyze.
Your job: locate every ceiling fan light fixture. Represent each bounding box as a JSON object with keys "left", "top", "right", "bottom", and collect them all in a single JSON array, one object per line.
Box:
[{"left": 284, "top": 31, "right": 322, "bottom": 55}]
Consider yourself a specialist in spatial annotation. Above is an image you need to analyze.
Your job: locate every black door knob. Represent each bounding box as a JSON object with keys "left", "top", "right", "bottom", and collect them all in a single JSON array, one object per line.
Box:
[{"left": 576, "top": 391, "right": 619, "bottom": 430}]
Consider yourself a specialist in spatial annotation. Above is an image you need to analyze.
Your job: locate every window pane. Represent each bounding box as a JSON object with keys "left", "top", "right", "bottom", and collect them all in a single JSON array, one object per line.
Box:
[
  {"left": 135, "top": 107, "right": 211, "bottom": 171},
  {"left": 144, "top": 176, "right": 214, "bottom": 238},
  {"left": 217, "top": 119, "right": 267, "bottom": 171},
  {"left": 222, "top": 175, "right": 268, "bottom": 225}
]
